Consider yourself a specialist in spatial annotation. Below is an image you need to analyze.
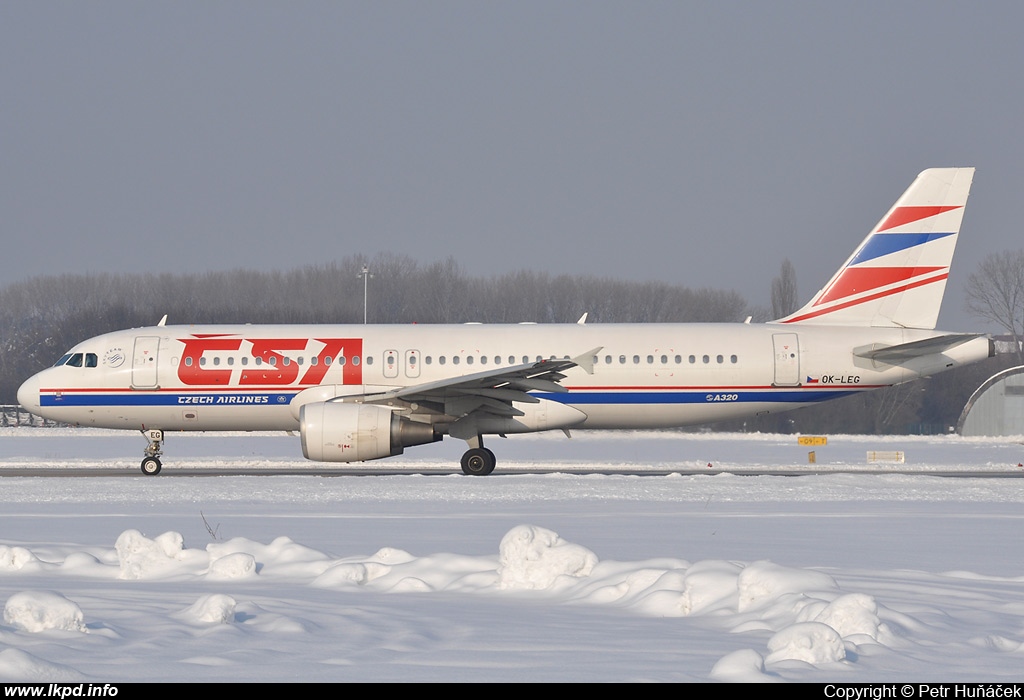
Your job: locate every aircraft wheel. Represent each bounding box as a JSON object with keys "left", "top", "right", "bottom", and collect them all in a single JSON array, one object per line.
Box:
[
  {"left": 140, "top": 457, "right": 162, "bottom": 476},
  {"left": 461, "top": 448, "right": 496, "bottom": 476}
]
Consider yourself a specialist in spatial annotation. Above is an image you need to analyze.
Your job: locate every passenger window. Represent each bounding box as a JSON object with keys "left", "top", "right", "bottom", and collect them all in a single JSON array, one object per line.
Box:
[
  {"left": 702, "top": 355, "right": 710, "bottom": 364},
  {"left": 467, "top": 356, "right": 474, "bottom": 365},
  {"left": 365, "top": 356, "right": 372, "bottom": 365},
  {"left": 689, "top": 355, "right": 695, "bottom": 364},
  {"left": 717, "top": 355, "right": 723, "bottom": 363},
  {"left": 338, "top": 356, "right": 346, "bottom": 366},
  {"left": 439, "top": 356, "right": 446, "bottom": 366},
  {"left": 731, "top": 355, "right": 738, "bottom": 363},
  {"left": 353, "top": 356, "right": 360, "bottom": 366},
  {"left": 425, "top": 356, "right": 433, "bottom": 365},
  {"left": 633, "top": 355, "right": 640, "bottom": 364},
  {"left": 619, "top": 355, "right": 626, "bottom": 364},
  {"left": 453, "top": 356, "right": 460, "bottom": 365}
]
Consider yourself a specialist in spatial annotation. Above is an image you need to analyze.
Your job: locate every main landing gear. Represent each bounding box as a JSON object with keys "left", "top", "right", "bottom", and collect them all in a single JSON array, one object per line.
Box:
[
  {"left": 460, "top": 441, "right": 496, "bottom": 476},
  {"left": 140, "top": 429, "right": 164, "bottom": 476}
]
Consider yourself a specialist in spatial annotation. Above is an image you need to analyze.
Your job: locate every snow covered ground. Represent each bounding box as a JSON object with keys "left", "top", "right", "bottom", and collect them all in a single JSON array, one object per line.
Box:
[{"left": 1, "top": 428, "right": 1023, "bottom": 682}]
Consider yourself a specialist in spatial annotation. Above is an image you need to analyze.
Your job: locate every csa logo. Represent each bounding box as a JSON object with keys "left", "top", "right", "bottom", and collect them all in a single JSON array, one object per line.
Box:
[{"left": 104, "top": 348, "right": 126, "bottom": 368}]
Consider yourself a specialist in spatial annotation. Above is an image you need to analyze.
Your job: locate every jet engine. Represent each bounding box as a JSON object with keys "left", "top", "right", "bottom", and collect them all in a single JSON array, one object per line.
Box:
[{"left": 300, "top": 402, "right": 438, "bottom": 462}]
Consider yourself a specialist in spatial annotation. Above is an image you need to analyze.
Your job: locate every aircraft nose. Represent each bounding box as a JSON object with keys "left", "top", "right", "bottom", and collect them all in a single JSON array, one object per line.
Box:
[{"left": 17, "top": 374, "right": 41, "bottom": 413}]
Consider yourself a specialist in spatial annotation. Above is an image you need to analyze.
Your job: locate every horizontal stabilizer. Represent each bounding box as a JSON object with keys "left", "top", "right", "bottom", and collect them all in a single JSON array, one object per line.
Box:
[{"left": 853, "top": 334, "right": 985, "bottom": 364}]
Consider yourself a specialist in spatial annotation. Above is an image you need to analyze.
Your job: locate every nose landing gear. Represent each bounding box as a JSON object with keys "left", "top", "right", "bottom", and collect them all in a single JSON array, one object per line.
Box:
[{"left": 140, "top": 429, "right": 164, "bottom": 475}]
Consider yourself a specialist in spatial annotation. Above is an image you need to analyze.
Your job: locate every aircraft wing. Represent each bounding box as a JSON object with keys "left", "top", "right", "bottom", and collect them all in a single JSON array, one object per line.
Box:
[{"left": 359, "top": 347, "right": 601, "bottom": 420}]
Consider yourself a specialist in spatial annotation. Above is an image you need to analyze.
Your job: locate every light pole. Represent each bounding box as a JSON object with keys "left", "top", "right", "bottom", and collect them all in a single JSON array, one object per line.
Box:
[{"left": 359, "top": 265, "right": 373, "bottom": 324}]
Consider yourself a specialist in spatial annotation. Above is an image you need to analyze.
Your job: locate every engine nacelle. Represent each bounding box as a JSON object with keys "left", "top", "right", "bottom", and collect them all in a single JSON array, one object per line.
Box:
[{"left": 300, "top": 401, "right": 438, "bottom": 463}]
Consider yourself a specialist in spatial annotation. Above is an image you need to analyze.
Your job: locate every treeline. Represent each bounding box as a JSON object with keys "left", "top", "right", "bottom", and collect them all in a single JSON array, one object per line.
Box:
[{"left": 0, "top": 253, "right": 1011, "bottom": 433}]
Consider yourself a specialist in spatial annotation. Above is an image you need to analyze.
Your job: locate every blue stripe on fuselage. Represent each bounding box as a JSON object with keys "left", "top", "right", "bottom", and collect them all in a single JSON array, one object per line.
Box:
[
  {"left": 39, "top": 388, "right": 860, "bottom": 409},
  {"left": 40, "top": 393, "right": 296, "bottom": 407},
  {"left": 538, "top": 390, "right": 858, "bottom": 405}
]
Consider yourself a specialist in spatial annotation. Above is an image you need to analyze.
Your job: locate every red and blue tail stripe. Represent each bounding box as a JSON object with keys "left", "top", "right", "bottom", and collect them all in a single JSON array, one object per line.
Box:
[{"left": 778, "top": 168, "right": 974, "bottom": 329}]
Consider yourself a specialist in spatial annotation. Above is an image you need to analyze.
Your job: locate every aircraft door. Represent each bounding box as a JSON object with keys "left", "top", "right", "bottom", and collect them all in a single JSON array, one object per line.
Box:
[
  {"left": 132, "top": 336, "right": 160, "bottom": 389},
  {"left": 405, "top": 349, "right": 421, "bottom": 378},
  {"left": 772, "top": 333, "right": 801, "bottom": 387},
  {"left": 383, "top": 349, "right": 399, "bottom": 379}
]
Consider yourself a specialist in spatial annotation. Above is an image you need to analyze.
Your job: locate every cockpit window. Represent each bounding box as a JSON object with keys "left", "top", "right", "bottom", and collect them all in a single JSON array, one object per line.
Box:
[{"left": 54, "top": 352, "right": 98, "bottom": 368}]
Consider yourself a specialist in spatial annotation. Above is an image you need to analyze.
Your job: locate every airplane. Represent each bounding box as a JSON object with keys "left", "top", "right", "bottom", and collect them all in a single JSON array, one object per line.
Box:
[{"left": 16, "top": 167, "right": 993, "bottom": 476}]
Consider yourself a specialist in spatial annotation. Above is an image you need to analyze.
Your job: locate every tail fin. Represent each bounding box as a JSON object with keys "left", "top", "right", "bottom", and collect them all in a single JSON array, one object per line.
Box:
[{"left": 778, "top": 167, "right": 975, "bottom": 329}]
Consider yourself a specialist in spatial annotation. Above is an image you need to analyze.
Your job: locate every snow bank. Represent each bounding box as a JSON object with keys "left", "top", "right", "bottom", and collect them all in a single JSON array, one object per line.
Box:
[
  {"left": 765, "top": 621, "right": 846, "bottom": 664},
  {"left": 0, "top": 545, "right": 38, "bottom": 571},
  {"left": 116, "top": 529, "right": 196, "bottom": 579},
  {"left": 3, "top": 591, "right": 86, "bottom": 633},
  {"left": 206, "top": 552, "right": 257, "bottom": 580},
  {"left": 179, "top": 594, "right": 238, "bottom": 624},
  {"left": 0, "top": 649, "right": 86, "bottom": 682},
  {"left": 0, "top": 523, "right": 992, "bottom": 681},
  {"left": 497, "top": 524, "right": 598, "bottom": 590}
]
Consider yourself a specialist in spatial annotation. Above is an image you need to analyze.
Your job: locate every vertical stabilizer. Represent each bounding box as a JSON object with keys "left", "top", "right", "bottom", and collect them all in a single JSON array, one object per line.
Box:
[{"left": 778, "top": 167, "right": 975, "bottom": 329}]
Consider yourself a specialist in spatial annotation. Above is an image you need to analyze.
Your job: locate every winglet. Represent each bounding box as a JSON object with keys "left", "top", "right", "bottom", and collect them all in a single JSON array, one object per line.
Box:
[{"left": 572, "top": 347, "right": 603, "bottom": 375}]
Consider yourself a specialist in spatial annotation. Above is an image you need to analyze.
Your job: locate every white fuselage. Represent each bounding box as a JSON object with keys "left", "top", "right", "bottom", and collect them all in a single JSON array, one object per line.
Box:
[{"left": 17, "top": 322, "right": 992, "bottom": 433}]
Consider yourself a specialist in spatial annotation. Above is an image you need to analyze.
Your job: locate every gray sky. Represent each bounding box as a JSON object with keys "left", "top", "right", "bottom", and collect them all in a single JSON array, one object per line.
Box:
[{"left": 3, "top": 1, "right": 1021, "bottom": 331}]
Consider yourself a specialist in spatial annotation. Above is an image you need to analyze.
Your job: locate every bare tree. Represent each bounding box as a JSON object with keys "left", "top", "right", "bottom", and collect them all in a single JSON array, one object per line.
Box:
[
  {"left": 770, "top": 258, "right": 798, "bottom": 320},
  {"left": 965, "top": 250, "right": 1024, "bottom": 363}
]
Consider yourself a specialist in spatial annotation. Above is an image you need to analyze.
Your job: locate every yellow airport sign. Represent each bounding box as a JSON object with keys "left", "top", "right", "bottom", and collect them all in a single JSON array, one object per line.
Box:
[{"left": 798, "top": 436, "right": 828, "bottom": 446}]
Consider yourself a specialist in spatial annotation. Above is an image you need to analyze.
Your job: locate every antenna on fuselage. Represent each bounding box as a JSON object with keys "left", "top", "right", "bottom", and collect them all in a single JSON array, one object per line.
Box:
[{"left": 157, "top": 315, "right": 167, "bottom": 327}]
